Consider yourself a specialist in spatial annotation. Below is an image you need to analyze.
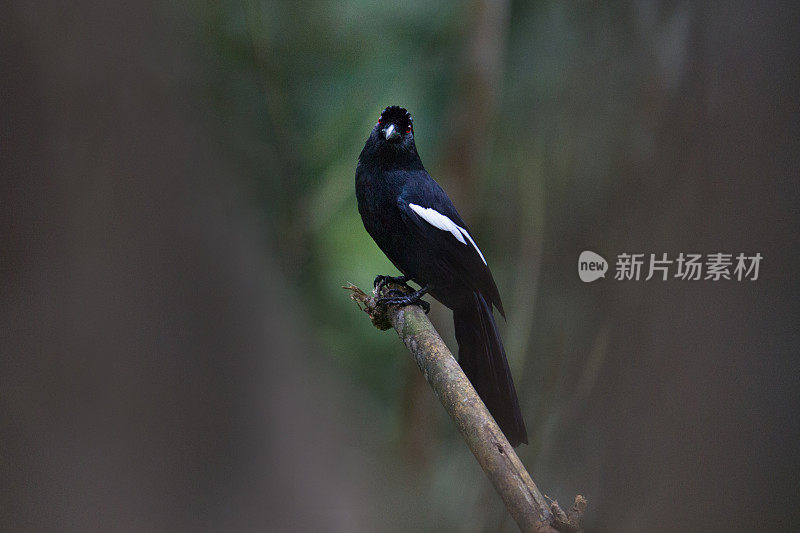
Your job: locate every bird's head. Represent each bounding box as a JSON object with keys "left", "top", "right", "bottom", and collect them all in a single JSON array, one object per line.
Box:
[
  {"left": 374, "top": 105, "right": 414, "bottom": 146},
  {"left": 359, "top": 105, "right": 422, "bottom": 171}
]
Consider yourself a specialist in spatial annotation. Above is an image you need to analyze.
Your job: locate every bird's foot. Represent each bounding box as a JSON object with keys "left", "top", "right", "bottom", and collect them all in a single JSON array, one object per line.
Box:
[
  {"left": 376, "top": 287, "right": 430, "bottom": 314},
  {"left": 373, "top": 274, "right": 409, "bottom": 293}
]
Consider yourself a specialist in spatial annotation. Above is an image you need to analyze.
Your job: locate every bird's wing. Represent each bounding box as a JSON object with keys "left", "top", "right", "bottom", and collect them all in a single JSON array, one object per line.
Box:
[{"left": 397, "top": 177, "right": 505, "bottom": 317}]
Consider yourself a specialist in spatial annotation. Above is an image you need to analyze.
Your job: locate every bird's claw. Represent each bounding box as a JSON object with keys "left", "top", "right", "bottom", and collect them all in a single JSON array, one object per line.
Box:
[{"left": 375, "top": 294, "right": 430, "bottom": 314}]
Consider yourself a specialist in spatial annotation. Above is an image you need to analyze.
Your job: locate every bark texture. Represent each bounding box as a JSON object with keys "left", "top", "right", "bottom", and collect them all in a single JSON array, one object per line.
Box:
[{"left": 345, "top": 282, "right": 585, "bottom": 532}]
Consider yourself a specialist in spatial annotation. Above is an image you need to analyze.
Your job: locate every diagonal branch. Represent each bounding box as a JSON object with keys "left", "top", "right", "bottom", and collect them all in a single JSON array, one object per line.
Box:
[{"left": 344, "top": 282, "right": 586, "bottom": 533}]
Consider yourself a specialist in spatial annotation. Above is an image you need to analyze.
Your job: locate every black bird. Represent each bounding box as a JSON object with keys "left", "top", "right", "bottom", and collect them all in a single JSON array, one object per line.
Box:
[{"left": 355, "top": 106, "right": 528, "bottom": 446}]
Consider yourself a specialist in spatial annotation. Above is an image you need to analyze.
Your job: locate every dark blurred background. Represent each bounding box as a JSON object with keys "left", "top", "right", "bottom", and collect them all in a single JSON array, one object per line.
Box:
[{"left": 2, "top": 1, "right": 799, "bottom": 531}]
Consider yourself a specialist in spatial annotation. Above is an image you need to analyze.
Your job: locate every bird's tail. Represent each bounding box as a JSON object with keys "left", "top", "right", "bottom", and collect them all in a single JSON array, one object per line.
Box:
[{"left": 453, "top": 292, "right": 528, "bottom": 447}]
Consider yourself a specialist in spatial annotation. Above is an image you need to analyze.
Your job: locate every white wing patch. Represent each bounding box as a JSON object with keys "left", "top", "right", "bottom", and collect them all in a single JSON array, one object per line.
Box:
[{"left": 408, "top": 203, "right": 487, "bottom": 265}]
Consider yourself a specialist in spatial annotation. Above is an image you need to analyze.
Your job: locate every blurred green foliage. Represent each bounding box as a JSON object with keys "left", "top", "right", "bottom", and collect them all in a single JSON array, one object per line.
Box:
[
  {"left": 199, "top": 1, "right": 696, "bottom": 528},
  {"left": 201, "top": 0, "right": 478, "bottom": 416}
]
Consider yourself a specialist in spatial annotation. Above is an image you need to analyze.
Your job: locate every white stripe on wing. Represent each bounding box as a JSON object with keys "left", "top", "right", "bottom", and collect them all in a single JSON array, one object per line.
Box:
[{"left": 408, "top": 203, "right": 487, "bottom": 265}]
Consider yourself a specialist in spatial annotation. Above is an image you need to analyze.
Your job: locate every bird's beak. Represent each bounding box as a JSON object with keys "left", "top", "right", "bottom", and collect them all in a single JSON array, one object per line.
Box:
[{"left": 382, "top": 124, "right": 401, "bottom": 142}]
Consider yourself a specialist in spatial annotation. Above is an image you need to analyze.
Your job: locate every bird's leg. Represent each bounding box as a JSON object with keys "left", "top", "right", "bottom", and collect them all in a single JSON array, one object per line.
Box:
[
  {"left": 373, "top": 274, "right": 409, "bottom": 293},
  {"left": 376, "top": 285, "right": 430, "bottom": 314}
]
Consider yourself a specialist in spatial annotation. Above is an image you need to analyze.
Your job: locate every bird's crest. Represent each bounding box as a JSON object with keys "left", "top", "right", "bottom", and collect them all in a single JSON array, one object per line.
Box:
[{"left": 378, "top": 106, "right": 413, "bottom": 133}]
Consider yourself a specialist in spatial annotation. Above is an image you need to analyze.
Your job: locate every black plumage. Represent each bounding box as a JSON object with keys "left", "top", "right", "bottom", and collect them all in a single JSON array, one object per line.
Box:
[{"left": 355, "top": 106, "right": 528, "bottom": 446}]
